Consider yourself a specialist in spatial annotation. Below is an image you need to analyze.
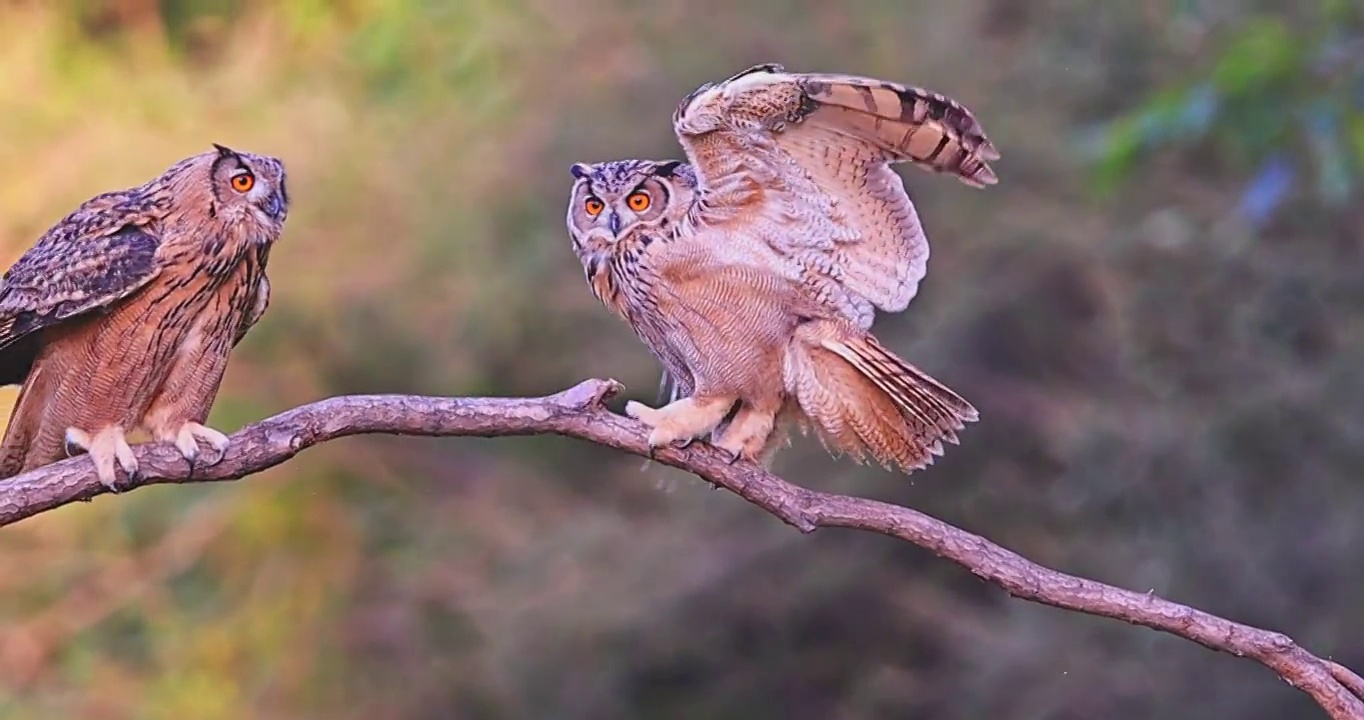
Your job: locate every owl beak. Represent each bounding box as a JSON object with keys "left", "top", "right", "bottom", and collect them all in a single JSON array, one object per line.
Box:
[
  {"left": 608, "top": 211, "right": 621, "bottom": 236},
  {"left": 264, "top": 192, "right": 285, "bottom": 221}
]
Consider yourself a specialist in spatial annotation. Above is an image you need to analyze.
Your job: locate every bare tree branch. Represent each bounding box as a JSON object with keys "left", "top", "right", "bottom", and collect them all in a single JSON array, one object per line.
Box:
[
  {"left": 1332, "top": 663, "right": 1364, "bottom": 704},
  {"left": 0, "top": 378, "right": 1359, "bottom": 718}
]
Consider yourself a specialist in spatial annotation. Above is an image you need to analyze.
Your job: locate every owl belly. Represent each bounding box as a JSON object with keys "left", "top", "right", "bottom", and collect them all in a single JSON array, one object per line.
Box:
[
  {"left": 634, "top": 288, "right": 789, "bottom": 404},
  {"left": 10, "top": 270, "right": 245, "bottom": 471}
]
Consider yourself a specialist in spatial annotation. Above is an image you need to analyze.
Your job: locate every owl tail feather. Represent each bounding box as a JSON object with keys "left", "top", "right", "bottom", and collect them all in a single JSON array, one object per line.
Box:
[
  {"left": 784, "top": 325, "right": 977, "bottom": 473},
  {"left": 797, "top": 73, "right": 999, "bottom": 187}
]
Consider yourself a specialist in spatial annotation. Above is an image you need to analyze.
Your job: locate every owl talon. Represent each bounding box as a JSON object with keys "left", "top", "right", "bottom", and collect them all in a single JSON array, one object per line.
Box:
[
  {"left": 624, "top": 401, "right": 660, "bottom": 425},
  {"left": 711, "top": 405, "right": 777, "bottom": 466},
  {"left": 632, "top": 395, "right": 736, "bottom": 455},
  {"left": 66, "top": 426, "right": 138, "bottom": 491},
  {"left": 644, "top": 427, "right": 676, "bottom": 450},
  {"left": 170, "top": 422, "right": 230, "bottom": 467},
  {"left": 64, "top": 428, "right": 91, "bottom": 460},
  {"left": 175, "top": 433, "right": 199, "bottom": 466},
  {"left": 113, "top": 435, "right": 139, "bottom": 486},
  {"left": 713, "top": 445, "right": 742, "bottom": 465}
]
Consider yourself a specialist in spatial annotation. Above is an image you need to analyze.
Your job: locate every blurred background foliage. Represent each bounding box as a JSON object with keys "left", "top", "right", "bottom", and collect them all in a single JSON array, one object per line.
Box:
[{"left": 0, "top": 1, "right": 1360, "bottom": 718}]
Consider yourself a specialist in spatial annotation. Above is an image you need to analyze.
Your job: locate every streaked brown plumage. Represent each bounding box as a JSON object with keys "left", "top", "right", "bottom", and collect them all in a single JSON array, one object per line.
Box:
[
  {"left": 0, "top": 144, "right": 288, "bottom": 488},
  {"left": 565, "top": 64, "right": 998, "bottom": 473}
]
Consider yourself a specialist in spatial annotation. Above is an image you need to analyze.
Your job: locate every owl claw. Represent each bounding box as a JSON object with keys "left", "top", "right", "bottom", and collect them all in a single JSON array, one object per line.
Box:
[
  {"left": 711, "top": 405, "right": 777, "bottom": 466},
  {"left": 63, "top": 428, "right": 89, "bottom": 460},
  {"left": 171, "top": 422, "right": 230, "bottom": 468},
  {"left": 713, "top": 445, "right": 742, "bottom": 465},
  {"left": 643, "top": 428, "right": 672, "bottom": 451},
  {"left": 624, "top": 401, "right": 659, "bottom": 424},
  {"left": 65, "top": 426, "right": 138, "bottom": 492},
  {"left": 630, "top": 396, "right": 736, "bottom": 457}
]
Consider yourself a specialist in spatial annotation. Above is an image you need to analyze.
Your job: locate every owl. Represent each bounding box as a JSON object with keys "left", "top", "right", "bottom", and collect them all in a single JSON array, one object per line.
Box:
[
  {"left": 0, "top": 143, "right": 288, "bottom": 489},
  {"left": 565, "top": 64, "right": 998, "bottom": 472}
]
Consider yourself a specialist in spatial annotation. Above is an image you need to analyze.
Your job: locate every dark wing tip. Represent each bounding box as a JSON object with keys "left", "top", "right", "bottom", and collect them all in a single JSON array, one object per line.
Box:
[
  {"left": 725, "top": 63, "right": 785, "bottom": 83},
  {"left": 673, "top": 81, "right": 716, "bottom": 126}
]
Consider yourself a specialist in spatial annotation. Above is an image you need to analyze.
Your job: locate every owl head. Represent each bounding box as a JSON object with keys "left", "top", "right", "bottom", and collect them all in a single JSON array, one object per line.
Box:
[
  {"left": 564, "top": 159, "right": 697, "bottom": 255},
  {"left": 163, "top": 144, "right": 290, "bottom": 245}
]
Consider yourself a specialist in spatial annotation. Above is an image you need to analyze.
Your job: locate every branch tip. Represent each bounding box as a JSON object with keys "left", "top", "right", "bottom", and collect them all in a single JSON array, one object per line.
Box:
[{"left": 553, "top": 377, "right": 624, "bottom": 410}]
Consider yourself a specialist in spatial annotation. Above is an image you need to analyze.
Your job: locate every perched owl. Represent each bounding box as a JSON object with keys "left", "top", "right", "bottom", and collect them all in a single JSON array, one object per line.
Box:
[
  {"left": 0, "top": 144, "right": 288, "bottom": 489},
  {"left": 565, "top": 64, "right": 998, "bottom": 472}
]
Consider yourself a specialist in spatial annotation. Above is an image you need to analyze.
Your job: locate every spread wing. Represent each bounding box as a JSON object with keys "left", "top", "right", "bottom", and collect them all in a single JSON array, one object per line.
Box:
[
  {"left": 0, "top": 218, "right": 162, "bottom": 354},
  {"left": 671, "top": 63, "right": 998, "bottom": 328}
]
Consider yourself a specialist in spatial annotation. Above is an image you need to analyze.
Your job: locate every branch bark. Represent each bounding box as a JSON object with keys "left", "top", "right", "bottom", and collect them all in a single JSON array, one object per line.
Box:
[{"left": 0, "top": 378, "right": 1359, "bottom": 718}]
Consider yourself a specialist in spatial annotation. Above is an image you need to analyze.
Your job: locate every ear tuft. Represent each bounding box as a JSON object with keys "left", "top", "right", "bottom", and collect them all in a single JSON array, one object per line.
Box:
[
  {"left": 212, "top": 143, "right": 238, "bottom": 158},
  {"left": 570, "top": 163, "right": 591, "bottom": 180},
  {"left": 654, "top": 160, "right": 685, "bottom": 177}
]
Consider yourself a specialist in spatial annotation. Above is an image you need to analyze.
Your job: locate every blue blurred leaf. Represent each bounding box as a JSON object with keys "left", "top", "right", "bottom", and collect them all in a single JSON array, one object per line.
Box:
[
  {"left": 1179, "top": 83, "right": 1220, "bottom": 136},
  {"left": 1236, "top": 154, "right": 1295, "bottom": 226},
  {"left": 1082, "top": 82, "right": 1221, "bottom": 189},
  {"left": 1301, "top": 99, "right": 1355, "bottom": 204}
]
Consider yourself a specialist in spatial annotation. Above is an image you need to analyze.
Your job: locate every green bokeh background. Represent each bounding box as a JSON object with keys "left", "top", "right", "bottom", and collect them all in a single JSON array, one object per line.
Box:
[{"left": 0, "top": 1, "right": 1361, "bottom": 718}]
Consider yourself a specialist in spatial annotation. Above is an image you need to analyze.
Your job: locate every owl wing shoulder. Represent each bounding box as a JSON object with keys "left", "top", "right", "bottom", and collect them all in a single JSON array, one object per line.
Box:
[
  {"left": 671, "top": 64, "right": 998, "bottom": 326},
  {"left": 231, "top": 246, "right": 272, "bottom": 348},
  {"left": 0, "top": 193, "right": 167, "bottom": 351},
  {"left": 233, "top": 274, "right": 270, "bottom": 347}
]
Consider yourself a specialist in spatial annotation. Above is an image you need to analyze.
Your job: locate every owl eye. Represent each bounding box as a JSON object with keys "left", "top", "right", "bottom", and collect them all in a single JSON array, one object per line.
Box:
[
  {"left": 584, "top": 197, "right": 605, "bottom": 216},
  {"left": 627, "top": 191, "right": 651, "bottom": 212},
  {"left": 230, "top": 172, "right": 255, "bottom": 193}
]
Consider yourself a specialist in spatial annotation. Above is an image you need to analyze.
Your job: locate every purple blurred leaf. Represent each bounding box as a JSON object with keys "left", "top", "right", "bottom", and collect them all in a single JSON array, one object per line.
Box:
[{"left": 1235, "top": 154, "right": 1295, "bottom": 227}]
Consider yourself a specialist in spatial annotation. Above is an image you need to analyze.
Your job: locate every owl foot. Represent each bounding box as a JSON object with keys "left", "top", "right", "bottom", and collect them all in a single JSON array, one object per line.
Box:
[
  {"left": 625, "top": 396, "right": 735, "bottom": 453},
  {"left": 64, "top": 426, "right": 139, "bottom": 492},
  {"left": 712, "top": 445, "right": 741, "bottom": 465},
  {"left": 164, "top": 422, "right": 231, "bottom": 473},
  {"left": 624, "top": 401, "right": 686, "bottom": 457},
  {"left": 712, "top": 404, "right": 777, "bottom": 465}
]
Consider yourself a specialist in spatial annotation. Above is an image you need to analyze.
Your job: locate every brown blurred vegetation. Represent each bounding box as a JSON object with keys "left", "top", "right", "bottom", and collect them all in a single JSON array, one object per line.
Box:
[{"left": 0, "top": 1, "right": 1361, "bottom": 718}]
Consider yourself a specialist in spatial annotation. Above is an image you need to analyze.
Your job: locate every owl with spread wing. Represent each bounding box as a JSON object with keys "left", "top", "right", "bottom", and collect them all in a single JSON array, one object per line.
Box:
[
  {"left": 565, "top": 64, "right": 998, "bottom": 472},
  {"left": 0, "top": 144, "right": 288, "bottom": 488}
]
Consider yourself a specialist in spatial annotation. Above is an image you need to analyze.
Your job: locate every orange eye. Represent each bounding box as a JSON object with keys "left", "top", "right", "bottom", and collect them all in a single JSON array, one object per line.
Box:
[
  {"left": 584, "top": 197, "right": 604, "bottom": 216},
  {"left": 230, "top": 173, "right": 255, "bottom": 193},
  {"left": 627, "top": 192, "right": 651, "bottom": 212}
]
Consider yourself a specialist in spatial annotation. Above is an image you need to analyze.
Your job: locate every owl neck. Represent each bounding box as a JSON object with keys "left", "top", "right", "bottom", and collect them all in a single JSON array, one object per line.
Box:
[
  {"left": 584, "top": 228, "right": 664, "bottom": 320},
  {"left": 154, "top": 212, "right": 270, "bottom": 280}
]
